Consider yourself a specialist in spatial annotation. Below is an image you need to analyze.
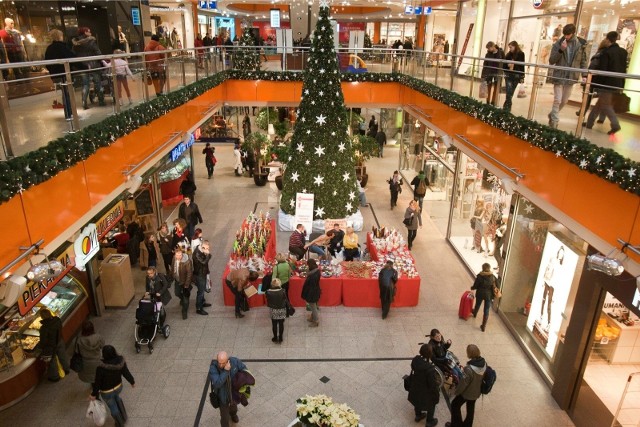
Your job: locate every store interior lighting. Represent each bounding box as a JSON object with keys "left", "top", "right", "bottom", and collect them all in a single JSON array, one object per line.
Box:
[
  {"left": 125, "top": 174, "right": 143, "bottom": 194},
  {"left": 26, "top": 257, "right": 64, "bottom": 282},
  {"left": 586, "top": 253, "right": 625, "bottom": 276}
]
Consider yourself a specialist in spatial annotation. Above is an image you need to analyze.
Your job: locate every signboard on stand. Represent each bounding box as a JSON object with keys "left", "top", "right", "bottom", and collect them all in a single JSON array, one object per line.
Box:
[{"left": 294, "top": 193, "right": 314, "bottom": 233}]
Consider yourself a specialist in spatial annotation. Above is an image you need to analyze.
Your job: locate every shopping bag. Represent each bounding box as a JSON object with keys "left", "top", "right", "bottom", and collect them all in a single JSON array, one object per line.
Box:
[
  {"left": 517, "top": 84, "right": 527, "bottom": 98},
  {"left": 479, "top": 81, "right": 488, "bottom": 98},
  {"left": 86, "top": 399, "right": 108, "bottom": 426},
  {"left": 613, "top": 92, "right": 631, "bottom": 113},
  {"left": 56, "top": 356, "right": 66, "bottom": 379},
  {"left": 205, "top": 273, "right": 212, "bottom": 293}
]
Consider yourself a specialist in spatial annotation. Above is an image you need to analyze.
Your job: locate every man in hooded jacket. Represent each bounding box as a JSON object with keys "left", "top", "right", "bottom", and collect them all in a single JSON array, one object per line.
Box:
[
  {"left": 446, "top": 344, "right": 487, "bottom": 427},
  {"left": 72, "top": 27, "right": 105, "bottom": 109}
]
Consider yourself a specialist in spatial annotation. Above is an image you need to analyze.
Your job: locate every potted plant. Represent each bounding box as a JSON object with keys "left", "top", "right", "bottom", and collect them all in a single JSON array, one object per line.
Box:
[
  {"left": 244, "top": 132, "right": 271, "bottom": 186},
  {"left": 271, "top": 139, "right": 291, "bottom": 190},
  {"left": 351, "top": 134, "right": 378, "bottom": 187},
  {"left": 294, "top": 394, "right": 361, "bottom": 427}
]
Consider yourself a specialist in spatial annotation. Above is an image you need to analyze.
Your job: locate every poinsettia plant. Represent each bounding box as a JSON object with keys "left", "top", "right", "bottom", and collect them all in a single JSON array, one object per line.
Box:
[{"left": 296, "top": 394, "right": 360, "bottom": 427}]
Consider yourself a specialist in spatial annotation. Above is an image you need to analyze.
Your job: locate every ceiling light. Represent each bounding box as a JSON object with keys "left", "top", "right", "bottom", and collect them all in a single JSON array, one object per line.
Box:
[{"left": 587, "top": 253, "right": 624, "bottom": 276}]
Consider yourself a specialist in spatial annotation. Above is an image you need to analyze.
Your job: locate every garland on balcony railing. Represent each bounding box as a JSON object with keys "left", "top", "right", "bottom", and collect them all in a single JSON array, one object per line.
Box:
[{"left": 0, "top": 69, "right": 637, "bottom": 204}]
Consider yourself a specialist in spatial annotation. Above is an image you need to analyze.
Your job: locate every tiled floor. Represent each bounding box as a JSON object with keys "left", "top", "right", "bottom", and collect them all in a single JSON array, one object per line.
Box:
[{"left": 4, "top": 144, "right": 573, "bottom": 426}]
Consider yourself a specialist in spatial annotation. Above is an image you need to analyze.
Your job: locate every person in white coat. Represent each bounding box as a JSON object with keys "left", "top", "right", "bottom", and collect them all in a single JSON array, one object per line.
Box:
[{"left": 233, "top": 144, "right": 243, "bottom": 176}]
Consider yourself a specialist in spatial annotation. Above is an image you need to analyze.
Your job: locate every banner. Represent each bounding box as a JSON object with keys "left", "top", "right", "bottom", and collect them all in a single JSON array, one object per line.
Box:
[
  {"left": 294, "top": 193, "right": 314, "bottom": 233},
  {"left": 456, "top": 23, "right": 474, "bottom": 72}
]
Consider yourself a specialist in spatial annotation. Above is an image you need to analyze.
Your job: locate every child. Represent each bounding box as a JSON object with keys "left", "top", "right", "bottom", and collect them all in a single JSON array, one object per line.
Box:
[{"left": 102, "top": 49, "right": 133, "bottom": 105}]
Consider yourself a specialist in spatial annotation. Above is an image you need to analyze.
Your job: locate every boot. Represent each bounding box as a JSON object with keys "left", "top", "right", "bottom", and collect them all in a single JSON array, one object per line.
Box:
[
  {"left": 481, "top": 315, "right": 488, "bottom": 332},
  {"left": 472, "top": 308, "right": 478, "bottom": 318}
]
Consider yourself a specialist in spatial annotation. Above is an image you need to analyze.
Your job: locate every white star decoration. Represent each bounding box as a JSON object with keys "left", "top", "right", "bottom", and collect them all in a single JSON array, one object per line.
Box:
[
  {"left": 331, "top": 131, "right": 336, "bottom": 136},
  {"left": 304, "top": 89, "right": 309, "bottom": 95},
  {"left": 315, "top": 146, "right": 326, "bottom": 156},
  {"left": 316, "top": 114, "right": 327, "bottom": 125},
  {"left": 579, "top": 159, "right": 588, "bottom": 169},
  {"left": 305, "top": 160, "right": 310, "bottom": 165},
  {"left": 342, "top": 172, "right": 350, "bottom": 182},
  {"left": 302, "top": 189, "right": 308, "bottom": 193},
  {"left": 319, "top": 69, "right": 326, "bottom": 74},
  {"left": 301, "top": 117, "right": 306, "bottom": 122},
  {"left": 345, "top": 202, "right": 353, "bottom": 211},
  {"left": 348, "top": 191, "right": 356, "bottom": 200},
  {"left": 306, "top": 130, "right": 311, "bottom": 134},
  {"left": 596, "top": 155, "right": 603, "bottom": 165},
  {"left": 628, "top": 168, "right": 637, "bottom": 178},
  {"left": 315, "top": 207, "right": 325, "bottom": 217},
  {"left": 524, "top": 204, "right": 534, "bottom": 214},
  {"left": 313, "top": 175, "right": 324, "bottom": 186},
  {"left": 289, "top": 199, "right": 295, "bottom": 208},
  {"left": 555, "top": 150, "right": 562, "bottom": 158},
  {"left": 290, "top": 171, "right": 299, "bottom": 182},
  {"left": 319, "top": 0, "right": 330, "bottom": 8},
  {"left": 331, "top": 161, "right": 336, "bottom": 167},
  {"left": 333, "top": 190, "right": 337, "bottom": 196},
  {"left": 319, "top": 91, "right": 324, "bottom": 96},
  {"left": 296, "top": 143, "right": 304, "bottom": 153},
  {"left": 607, "top": 169, "right": 615, "bottom": 178},
  {"left": 338, "top": 142, "right": 346, "bottom": 152}
]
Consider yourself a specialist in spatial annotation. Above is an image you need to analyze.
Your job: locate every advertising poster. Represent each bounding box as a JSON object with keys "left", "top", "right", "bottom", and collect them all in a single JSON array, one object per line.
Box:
[
  {"left": 294, "top": 192, "right": 314, "bottom": 233},
  {"left": 526, "top": 233, "right": 579, "bottom": 359}
]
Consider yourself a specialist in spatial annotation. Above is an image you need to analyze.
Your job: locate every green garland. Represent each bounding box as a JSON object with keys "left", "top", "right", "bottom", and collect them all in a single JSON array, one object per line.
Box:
[{"left": 0, "top": 69, "right": 637, "bottom": 204}]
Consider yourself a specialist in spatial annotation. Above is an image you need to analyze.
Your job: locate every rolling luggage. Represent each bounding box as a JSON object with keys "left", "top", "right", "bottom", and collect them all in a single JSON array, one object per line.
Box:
[{"left": 459, "top": 290, "right": 475, "bottom": 320}]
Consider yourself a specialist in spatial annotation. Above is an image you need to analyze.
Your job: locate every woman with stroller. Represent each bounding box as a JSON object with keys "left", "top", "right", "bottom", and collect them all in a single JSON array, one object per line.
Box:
[
  {"left": 145, "top": 266, "right": 172, "bottom": 326},
  {"left": 91, "top": 345, "right": 135, "bottom": 427}
]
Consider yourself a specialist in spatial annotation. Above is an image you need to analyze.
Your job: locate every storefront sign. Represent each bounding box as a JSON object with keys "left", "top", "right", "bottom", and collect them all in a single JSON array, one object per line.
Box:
[
  {"left": 404, "top": 6, "right": 414, "bottom": 14},
  {"left": 96, "top": 201, "right": 125, "bottom": 239},
  {"left": 270, "top": 9, "right": 281, "bottom": 29},
  {"left": 73, "top": 224, "right": 99, "bottom": 271},
  {"left": 294, "top": 193, "right": 314, "bottom": 234},
  {"left": 131, "top": 6, "right": 141, "bottom": 25},
  {"left": 169, "top": 133, "right": 195, "bottom": 162},
  {"left": 17, "top": 247, "right": 74, "bottom": 316},
  {"left": 198, "top": 1, "right": 217, "bottom": 9},
  {"left": 194, "top": 127, "right": 202, "bottom": 141}
]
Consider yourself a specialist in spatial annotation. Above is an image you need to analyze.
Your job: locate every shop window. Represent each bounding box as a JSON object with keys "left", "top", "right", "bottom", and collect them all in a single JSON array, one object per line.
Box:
[{"left": 499, "top": 196, "right": 586, "bottom": 380}]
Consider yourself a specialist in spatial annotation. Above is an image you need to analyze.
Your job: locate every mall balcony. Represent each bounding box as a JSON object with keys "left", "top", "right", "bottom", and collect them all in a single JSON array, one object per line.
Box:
[{"left": 0, "top": 46, "right": 639, "bottom": 426}]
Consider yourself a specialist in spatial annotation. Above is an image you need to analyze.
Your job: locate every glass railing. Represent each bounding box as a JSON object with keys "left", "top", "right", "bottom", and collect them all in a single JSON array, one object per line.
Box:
[{"left": 0, "top": 46, "right": 638, "bottom": 164}]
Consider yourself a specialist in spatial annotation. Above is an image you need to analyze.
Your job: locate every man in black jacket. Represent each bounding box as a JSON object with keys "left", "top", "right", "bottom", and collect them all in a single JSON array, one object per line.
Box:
[
  {"left": 585, "top": 31, "right": 628, "bottom": 135},
  {"left": 72, "top": 27, "right": 105, "bottom": 109},
  {"left": 145, "top": 267, "right": 172, "bottom": 326},
  {"left": 379, "top": 261, "right": 398, "bottom": 319},
  {"left": 37, "top": 309, "right": 70, "bottom": 381},
  {"left": 178, "top": 196, "right": 203, "bottom": 241},
  {"left": 328, "top": 223, "right": 345, "bottom": 257},
  {"left": 192, "top": 240, "right": 212, "bottom": 315}
]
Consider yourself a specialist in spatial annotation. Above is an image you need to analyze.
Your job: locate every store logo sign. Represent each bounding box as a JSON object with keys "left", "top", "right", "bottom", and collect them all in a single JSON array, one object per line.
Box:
[
  {"left": 74, "top": 224, "right": 100, "bottom": 271},
  {"left": 169, "top": 133, "right": 195, "bottom": 162},
  {"left": 96, "top": 201, "right": 124, "bottom": 239},
  {"left": 532, "top": 0, "right": 544, "bottom": 9}
]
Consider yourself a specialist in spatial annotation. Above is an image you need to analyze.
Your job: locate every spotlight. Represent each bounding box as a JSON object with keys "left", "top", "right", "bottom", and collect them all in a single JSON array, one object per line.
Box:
[
  {"left": 586, "top": 253, "right": 624, "bottom": 276},
  {"left": 441, "top": 135, "right": 453, "bottom": 148},
  {"left": 501, "top": 177, "right": 515, "bottom": 195},
  {"left": 26, "top": 260, "right": 64, "bottom": 282},
  {"left": 125, "top": 174, "right": 143, "bottom": 193}
]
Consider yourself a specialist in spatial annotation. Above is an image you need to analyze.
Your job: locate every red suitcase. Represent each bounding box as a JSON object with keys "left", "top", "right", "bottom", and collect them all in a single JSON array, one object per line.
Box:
[{"left": 458, "top": 290, "right": 475, "bottom": 320}]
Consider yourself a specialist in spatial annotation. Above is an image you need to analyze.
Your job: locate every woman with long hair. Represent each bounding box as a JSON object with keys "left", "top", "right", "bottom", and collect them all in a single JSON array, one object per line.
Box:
[
  {"left": 404, "top": 199, "right": 422, "bottom": 250},
  {"left": 503, "top": 41, "right": 525, "bottom": 112},
  {"left": 76, "top": 320, "right": 104, "bottom": 386},
  {"left": 91, "top": 345, "right": 135, "bottom": 426}
]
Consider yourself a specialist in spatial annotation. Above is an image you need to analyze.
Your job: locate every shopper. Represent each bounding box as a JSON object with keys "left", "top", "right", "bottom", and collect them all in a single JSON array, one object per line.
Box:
[
  {"left": 171, "top": 218, "right": 190, "bottom": 252},
  {"left": 343, "top": 226, "right": 360, "bottom": 261},
  {"left": 445, "top": 344, "right": 486, "bottom": 427},
  {"left": 376, "top": 129, "right": 387, "bottom": 158},
  {"left": 145, "top": 266, "right": 171, "bottom": 326},
  {"left": 301, "top": 259, "right": 321, "bottom": 327},
  {"left": 387, "top": 170, "right": 403, "bottom": 209},
  {"left": 471, "top": 263, "right": 497, "bottom": 332},
  {"left": 404, "top": 199, "right": 422, "bottom": 251},
  {"left": 328, "top": 223, "right": 345, "bottom": 257},
  {"left": 577, "top": 38, "right": 611, "bottom": 123},
  {"left": 192, "top": 240, "right": 212, "bottom": 316},
  {"left": 379, "top": 260, "right": 398, "bottom": 319},
  {"left": 143, "top": 234, "right": 159, "bottom": 268},
  {"left": 76, "top": 320, "right": 105, "bottom": 385},
  {"left": 411, "top": 170, "right": 429, "bottom": 210},
  {"left": 288, "top": 223, "right": 308, "bottom": 260},
  {"left": 91, "top": 345, "right": 135, "bottom": 427},
  {"left": 157, "top": 222, "right": 173, "bottom": 274},
  {"left": 209, "top": 351, "right": 247, "bottom": 426},
  {"left": 178, "top": 195, "right": 203, "bottom": 242},
  {"left": 102, "top": 49, "right": 133, "bottom": 105},
  {"left": 585, "top": 31, "right": 627, "bottom": 135},
  {"left": 481, "top": 41, "right": 503, "bottom": 106},
  {"left": 408, "top": 344, "right": 440, "bottom": 426},
  {"left": 266, "top": 278, "right": 288, "bottom": 343},
  {"left": 428, "top": 328, "right": 452, "bottom": 367},
  {"left": 72, "top": 27, "right": 105, "bottom": 109},
  {"left": 547, "top": 24, "right": 587, "bottom": 129},
  {"left": 144, "top": 34, "right": 166, "bottom": 96},
  {"left": 37, "top": 309, "right": 69, "bottom": 382},
  {"left": 172, "top": 247, "right": 193, "bottom": 320},
  {"left": 225, "top": 268, "right": 260, "bottom": 318},
  {"left": 502, "top": 41, "right": 525, "bottom": 113},
  {"left": 203, "top": 143, "right": 216, "bottom": 179},
  {"left": 272, "top": 253, "right": 293, "bottom": 299},
  {"left": 233, "top": 143, "right": 243, "bottom": 176},
  {"left": 44, "top": 29, "right": 85, "bottom": 120},
  {"left": 179, "top": 171, "right": 197, "bottom": 201}
]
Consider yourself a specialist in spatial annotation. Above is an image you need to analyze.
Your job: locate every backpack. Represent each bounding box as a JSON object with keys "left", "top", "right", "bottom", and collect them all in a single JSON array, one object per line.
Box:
[
  {"left": 416, "top": 178, "right": 427, "bottom": 196},
  {"left": 481, "top": 365, "right": 496, "bottom": 395}
]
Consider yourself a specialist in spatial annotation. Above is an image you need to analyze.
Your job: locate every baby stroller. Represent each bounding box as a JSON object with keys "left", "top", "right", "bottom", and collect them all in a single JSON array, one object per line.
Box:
[{"left": 134, "top": 296, "right": 170, "bottom": 354}]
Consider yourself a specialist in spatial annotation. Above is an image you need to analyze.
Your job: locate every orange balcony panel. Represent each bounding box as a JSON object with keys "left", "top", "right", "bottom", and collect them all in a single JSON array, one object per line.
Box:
[
  {"left": 370, "top": 83, "right": 402, "bottom": 104},
  {"left": 342, "top": 82, "right": 372, "bottom": 104},
  {"left": 151, "top": 110, "right": 180, "bottom": 146},
  {"left": 561, "top": 166, "right": 639, "bottom": 248},
  {"left": 256, "top": 81, "right": 298, "bottom": 103},
  {"left": 123, "top": 126, "right": 155, "bottom": 169},
  {"left": 519, "top": 147, "right": 572, "bottom": 204},
  {"left": 182, "top": 103, "right": 204, "bottom": 129},
  {"left": 22, "top": 164, "right": 91, "bottom": 246},
  {"left": 226, "top": 80, "right": 258, "bottom": 102},
  {"left": 0, "top": 196, "right": 32, "bottom": 272},
  {"left": 293, "top": 82, "right": 303, "bottom": 100},
  {"left": 84, "top": 142, "right": 127, "bottom": 205}
]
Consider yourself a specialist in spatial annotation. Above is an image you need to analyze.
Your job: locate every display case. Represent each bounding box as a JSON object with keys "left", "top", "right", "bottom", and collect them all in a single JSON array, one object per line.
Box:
[
  {"left": 158, "top": 156, "right": 191, "bottom": 184},
  {"left": 590, "top": 312, "right": 622, "bottom": 363}
]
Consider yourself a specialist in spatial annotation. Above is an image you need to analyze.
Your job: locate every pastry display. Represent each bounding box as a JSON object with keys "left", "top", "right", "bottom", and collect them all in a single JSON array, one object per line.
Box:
[{"left": 21, "top": 336, "right": 39, "bottom": 351}]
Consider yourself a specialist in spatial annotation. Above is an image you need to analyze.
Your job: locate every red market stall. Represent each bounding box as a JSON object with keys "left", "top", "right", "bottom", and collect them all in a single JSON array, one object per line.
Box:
[
  {"left": 288, "top": 275, "right": 343, "bottom": 307},
  {"left": 342, "top": 276, "right": 420, "bottom": 307}
]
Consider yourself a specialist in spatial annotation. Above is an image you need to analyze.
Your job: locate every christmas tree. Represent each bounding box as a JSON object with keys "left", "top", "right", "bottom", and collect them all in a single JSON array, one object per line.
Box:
[
  {"left": 281, "top": 0, "right": 359, "bottom": 220},
  {"left": 363, "top": 33, "right": 373, "bottom": 60},
  {"left": 234, "top": 27, "right": 261, "bottom": 71}
]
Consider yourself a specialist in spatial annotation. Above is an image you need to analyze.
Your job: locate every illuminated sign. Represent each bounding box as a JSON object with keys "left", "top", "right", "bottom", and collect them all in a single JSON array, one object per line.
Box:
[
  {"left": 533, "top": 0, "right": 543, "bottom": 9},
  {"left": 96, "top": 201, "right": 125, "bottom": 239},
  {"left": 404, "top": 6, "right": 414, "bottom": 14},
  {"left": 131, "top": 6, "right": 141, "bottom": 26},
  {"left": 169, "top": 133, "right": 195, "bottom": 162},
  {"left": 270, "top": 9, "right": 281, "bottom": 28},
  {"left": 73, "top": 224, "right": 99, "bottom": 271}
]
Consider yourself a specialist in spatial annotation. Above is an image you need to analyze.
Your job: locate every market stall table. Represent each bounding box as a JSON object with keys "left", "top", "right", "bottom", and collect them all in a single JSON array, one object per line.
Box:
[
  {"left": 342, "top": 276, "right": 420, "bottom": 307},
  {"left": 288, "top": 275, "right": 343, "bottom": 307},
  {"left": 221, "top": 265, "right": 266, "bottom": 308}
]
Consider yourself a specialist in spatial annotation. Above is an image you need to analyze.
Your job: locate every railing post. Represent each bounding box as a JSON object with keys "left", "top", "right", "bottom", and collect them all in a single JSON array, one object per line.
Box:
[
  {"left": 0, "top": 73, "right": 14, "bottom": 158},
  {"left": 164, "top": 54, "right": 171, "bottom": 94},
  {"left": 527, "top": 65, "right": 541, "bottom": 120},
  {"left": 141, "top": 53, "right": 150, "bottom": 102},
  {"left": 575, "top": 72, "right": 592, "bottom": 137},
  {"left": 435, "top": 57, "right": 440, "bottom": 86},
  {"left": 194, "top": 52, "right": 200, "bottom": 82},
  {"left": 64, "top": 62, "right": 80, "bottom": 132},
  {"left": 180, "top": 55, "right": 186, "bottom": 87}
]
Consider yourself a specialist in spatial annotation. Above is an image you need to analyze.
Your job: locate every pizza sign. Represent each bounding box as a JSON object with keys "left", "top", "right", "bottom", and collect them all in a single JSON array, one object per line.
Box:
[
  {"left": 74, "top": 224, "right": 99, "bottom": 271},
  {"left": 533, "top": 0, "right": 543, "bottom": 8}
]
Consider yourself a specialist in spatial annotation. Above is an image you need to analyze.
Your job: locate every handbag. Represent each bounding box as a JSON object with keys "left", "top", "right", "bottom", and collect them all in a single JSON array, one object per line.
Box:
[
  {"left": 470, "top": 217, "right": 477, "bottom": 229},
  {"left": 70, "top": 338, "right": 83, "bottom": 373},
  {"left": 286, "top": 295, "right": 296, "bottom": 317},
  {"left": 86, "top": 399, "right": 108, "bottom": 426},
  {"left": 479, "top": 81, "right": 488, "bottom": 98},
  {"left": 403, "top": 370, "right": 414, "bottom": 391},
  {"left": 145, "top": 71, "right": 153, "bottom": 86},
  {"left": 613, "top": 92, "right": 631, "bottom": 114},
  {"left": 403, "top": 216, "right": 412, "bottom": 227},
  {"left": 209, "top": 384, "right": 221, "bottom": 409},
  {"left": 493, "top": 285, "right": 502, "bottom": 299}
]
